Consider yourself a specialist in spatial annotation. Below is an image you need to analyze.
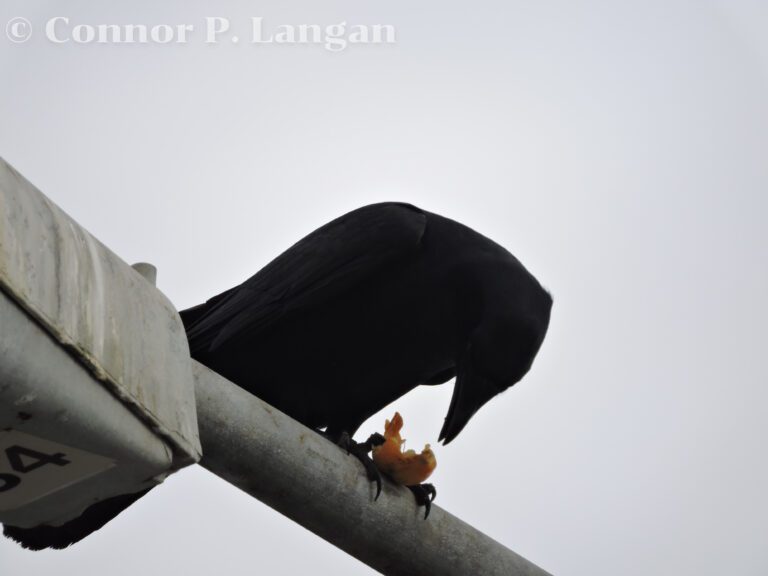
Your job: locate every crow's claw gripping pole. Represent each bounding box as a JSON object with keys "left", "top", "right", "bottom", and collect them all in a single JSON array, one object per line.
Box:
[
  {"left": 335, "top": 432, "right": 386, "bottom": 500},
  {"left": 407, "top": 483, "right": 437, "bottom": 519}
]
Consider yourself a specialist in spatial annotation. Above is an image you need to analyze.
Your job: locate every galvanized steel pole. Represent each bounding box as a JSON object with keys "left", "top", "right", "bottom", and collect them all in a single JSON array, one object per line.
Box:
[{"left": 192, "top": 360, "right": 552, "bottom": 576}]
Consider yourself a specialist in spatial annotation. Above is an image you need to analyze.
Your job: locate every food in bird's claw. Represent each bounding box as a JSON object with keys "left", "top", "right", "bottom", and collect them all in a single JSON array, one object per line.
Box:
[{"left": 372, "top": 412, "right": 436, "bottom": 485}]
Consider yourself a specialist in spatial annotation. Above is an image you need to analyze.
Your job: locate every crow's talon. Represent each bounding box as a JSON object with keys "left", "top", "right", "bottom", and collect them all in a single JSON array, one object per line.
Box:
[
  {"left": 360, "top": 432, "right": 385, "bottom": 452},
  {"left": 334, "top": 432, "right": 385, "bottom": 500},
  {"left": 408, "top": 483, "right": 437, "bottom": 519},
  {"left": 336, "top": 431, "right": 352, "bottom": 454}
]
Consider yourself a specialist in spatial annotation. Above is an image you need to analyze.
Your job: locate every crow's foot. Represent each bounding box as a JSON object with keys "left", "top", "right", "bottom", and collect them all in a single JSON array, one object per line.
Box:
[
  {"left": 407, "top": 483, "right": 437, "bottom": 519},
  {"left": 335, "top": 431, "right": 386, "bottom": 500}
]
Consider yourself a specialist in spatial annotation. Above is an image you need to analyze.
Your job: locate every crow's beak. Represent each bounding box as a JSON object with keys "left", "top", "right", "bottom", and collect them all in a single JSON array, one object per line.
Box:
[{"left": 438, "top": 364, "right": 498, "bottom": 445}]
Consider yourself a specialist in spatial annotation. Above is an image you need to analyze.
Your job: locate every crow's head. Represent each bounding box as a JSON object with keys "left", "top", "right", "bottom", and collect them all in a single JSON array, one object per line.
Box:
[{"left": 439, "top": 270, "right": 552, "bottom": 445}]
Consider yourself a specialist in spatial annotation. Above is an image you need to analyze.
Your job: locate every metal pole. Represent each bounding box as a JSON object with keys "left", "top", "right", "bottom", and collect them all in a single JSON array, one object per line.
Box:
[{"left": 192, "top": 360, "right": 552, "bottom": 576}]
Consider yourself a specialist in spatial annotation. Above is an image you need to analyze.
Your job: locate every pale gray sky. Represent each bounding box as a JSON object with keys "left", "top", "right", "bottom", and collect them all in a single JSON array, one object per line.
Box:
[{"left": 1, "top": 1, "right": 767, "bottom": 575}]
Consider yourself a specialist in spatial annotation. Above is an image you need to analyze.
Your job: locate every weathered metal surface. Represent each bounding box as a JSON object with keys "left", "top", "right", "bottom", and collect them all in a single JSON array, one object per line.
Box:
[
  {"left": 0, "top": 157, "right": 201, "bottom": 465},
  {"left": 193, "top": 360, "right": 553, "bottom": 576},
  {"left": 0, "top": 290, "right": 172, "bottom": 527},
  {"left": 0, "top": 157, "right": 201, "bottom": 527}
]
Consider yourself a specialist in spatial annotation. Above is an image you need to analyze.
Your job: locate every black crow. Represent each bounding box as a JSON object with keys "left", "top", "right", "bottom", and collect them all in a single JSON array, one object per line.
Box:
[
  {"left": 182, "top": 202, "right": 552, "bottom": 514},
  {"left": 184, "top": 202, "right": 551, "bottom": 446},
  {"left": 3, "top": 201, "right": 551, "bottom": 548}
]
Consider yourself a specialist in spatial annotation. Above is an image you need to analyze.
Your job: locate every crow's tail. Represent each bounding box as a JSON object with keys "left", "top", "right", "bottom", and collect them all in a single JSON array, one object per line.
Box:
[{"left": 3, "top": 487, "right": 153, "bottom": 550}]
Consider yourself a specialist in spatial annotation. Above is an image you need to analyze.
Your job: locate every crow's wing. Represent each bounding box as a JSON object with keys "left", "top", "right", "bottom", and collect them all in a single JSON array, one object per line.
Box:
[{"left": 183, "top": 202, "right": 426, "bottom": 354}]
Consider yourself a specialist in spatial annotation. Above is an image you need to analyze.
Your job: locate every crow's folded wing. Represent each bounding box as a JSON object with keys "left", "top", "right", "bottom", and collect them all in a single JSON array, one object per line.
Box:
[{"left": 182, "top": 202, "right": 426, "bottom": 354}]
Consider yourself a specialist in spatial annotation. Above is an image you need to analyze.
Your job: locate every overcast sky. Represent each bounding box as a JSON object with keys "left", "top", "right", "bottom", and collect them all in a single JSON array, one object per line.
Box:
[{"left": 1, "top": 1, "right": 767, "bottom": 575}]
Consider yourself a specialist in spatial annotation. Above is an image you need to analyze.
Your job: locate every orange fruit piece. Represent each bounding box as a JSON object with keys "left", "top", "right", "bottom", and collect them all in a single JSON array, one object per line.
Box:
[{"left": 372, "top": 412, "right": 436, "bottom": 485}]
